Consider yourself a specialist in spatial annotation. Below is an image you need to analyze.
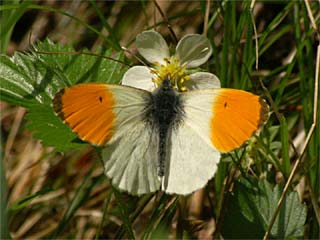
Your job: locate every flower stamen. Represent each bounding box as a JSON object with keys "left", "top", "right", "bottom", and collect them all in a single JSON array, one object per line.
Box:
[{"left": 151, "top": 56, "right": 190, "bottom": 92}]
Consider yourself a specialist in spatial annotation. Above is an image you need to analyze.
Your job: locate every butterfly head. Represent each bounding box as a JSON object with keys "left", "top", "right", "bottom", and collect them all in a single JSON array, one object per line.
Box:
[
  {"left": 150, "top": 56, "right": 190, "bottom": 92},
  {"left": 160, "top": 76, "right": 171, "bottom": 89}
]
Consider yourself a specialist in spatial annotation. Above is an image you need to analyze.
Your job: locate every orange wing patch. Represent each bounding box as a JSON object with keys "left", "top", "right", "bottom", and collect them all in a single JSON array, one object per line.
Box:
[
  {"left": 53, "top": 84, "right": 115, "bottom": 146},
  {"left": 210, "top": 89, "right": 269, "bottom": 152}
]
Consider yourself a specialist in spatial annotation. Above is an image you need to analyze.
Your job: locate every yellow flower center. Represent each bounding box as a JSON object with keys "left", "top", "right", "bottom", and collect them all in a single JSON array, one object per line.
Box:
[{"left": 150, "top": 56, "right": 190, "bottom": 92}]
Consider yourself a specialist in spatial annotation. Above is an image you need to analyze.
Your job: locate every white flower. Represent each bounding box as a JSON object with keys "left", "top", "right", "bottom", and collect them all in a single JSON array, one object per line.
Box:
[{"left": 122, "top": 30, "right": 220, "bottom": 92}]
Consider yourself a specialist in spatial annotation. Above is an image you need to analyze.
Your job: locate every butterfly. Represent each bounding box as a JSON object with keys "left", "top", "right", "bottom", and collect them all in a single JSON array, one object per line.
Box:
[{"left": 53, "top": 77, "right": 269, "bottom": 195}]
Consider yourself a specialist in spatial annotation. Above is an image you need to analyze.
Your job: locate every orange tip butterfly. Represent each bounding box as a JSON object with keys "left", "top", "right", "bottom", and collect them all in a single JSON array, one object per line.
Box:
[{"left": 53, "top": 77, "right": 269, "bottom": 195}]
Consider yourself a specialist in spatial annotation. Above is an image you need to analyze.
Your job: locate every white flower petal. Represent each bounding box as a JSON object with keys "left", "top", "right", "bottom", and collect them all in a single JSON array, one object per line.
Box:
[
  {"left": 121, "top": 66, "right": 156, "bottom": 91},
  {"left": 186, "top": 72, "right": 221, "bottom": 90},
  {"left": 136, "top": 31, "right": 170, "bottom": 65},
  {"left": 176, "top": 34, "right": 212, "bottom": 68}
]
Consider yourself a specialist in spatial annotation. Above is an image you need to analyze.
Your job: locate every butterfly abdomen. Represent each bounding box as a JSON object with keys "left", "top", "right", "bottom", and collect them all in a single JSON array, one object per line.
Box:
[{"left": 147, "top": 78, "right": 184, "bottom": 177}]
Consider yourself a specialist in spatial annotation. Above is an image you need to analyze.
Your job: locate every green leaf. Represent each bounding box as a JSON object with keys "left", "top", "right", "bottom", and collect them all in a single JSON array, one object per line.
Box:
[
  {"left": 9, "top": 188, "right": 53, "bottom": 212},
  {"left": 0, "top": 52, "right": 54, "bottom": 107},
  {"left": 25, "top": 104, "right": 84, "bottom": 151},
  {"left": 0, "top": 39, "right": 127, "bottom": 151},
  {"left": 222, "top": 178, "right": 307, "bottom": 239}
]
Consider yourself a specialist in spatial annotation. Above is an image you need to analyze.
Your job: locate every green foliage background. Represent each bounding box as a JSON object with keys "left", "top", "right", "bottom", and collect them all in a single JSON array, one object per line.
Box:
[{"left": 0, "top": 1, "right": 319, "bottom": 239}]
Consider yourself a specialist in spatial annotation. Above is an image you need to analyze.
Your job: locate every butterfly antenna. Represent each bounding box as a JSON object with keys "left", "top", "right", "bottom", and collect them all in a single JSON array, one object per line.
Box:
[
  {"left": 34, "top": 49, "right": 131, "bottom": 67},
  {"left": 121, "top": 46, "right": 151, "bottom": 69}
]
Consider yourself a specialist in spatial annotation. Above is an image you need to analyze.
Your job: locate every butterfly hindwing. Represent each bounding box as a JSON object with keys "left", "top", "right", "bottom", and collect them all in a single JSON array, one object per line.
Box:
[
  {"left": 102, "top": 120, "right": 160, "bottom": 195},
  {"left": 163, "top": 122, "right": 220, "bottom": 194}
]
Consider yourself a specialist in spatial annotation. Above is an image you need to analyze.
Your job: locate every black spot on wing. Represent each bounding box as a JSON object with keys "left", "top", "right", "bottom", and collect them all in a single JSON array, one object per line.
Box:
[{"left": 224, "top": 101, "right": 228, "bottom": 108}]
